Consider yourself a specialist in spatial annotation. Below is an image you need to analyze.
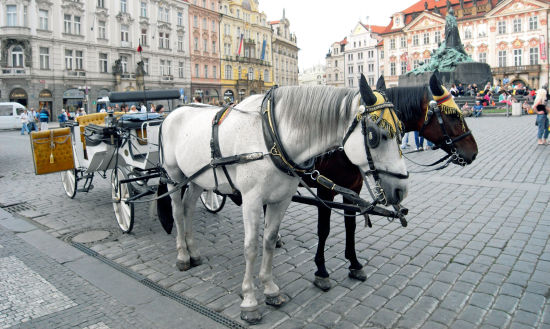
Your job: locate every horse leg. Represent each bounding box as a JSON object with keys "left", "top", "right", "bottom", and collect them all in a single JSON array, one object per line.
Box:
[
  {"left": 343, "top": 196, "right": 366, "bottom": 281},
  {"left": 182, "top": 183, "right": 203, "bottom": 267},
  {"left": 240, "top": 194, "right": 263, "bottom": 324},
  {"left": 260, "top": 199, "right": 291, "bottom": 307},
  {"left": 313, "top": 188, "right": 334, "bottom": 291},
  {"left": 169, "top": 183, "right": 191, "bottom": 271}
]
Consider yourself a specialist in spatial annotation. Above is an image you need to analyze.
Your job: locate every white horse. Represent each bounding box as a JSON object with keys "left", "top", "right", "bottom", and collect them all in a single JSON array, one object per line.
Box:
[{"left": 161, "top": 75, "right": 409, "bottom": 323}]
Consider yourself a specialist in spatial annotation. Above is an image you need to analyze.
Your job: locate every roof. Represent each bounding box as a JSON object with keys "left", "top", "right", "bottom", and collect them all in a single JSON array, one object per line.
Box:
[
  {"left": 369, "top": 25, "right": 387, "bottom": 34},
  {"left": 269, "top": 20, "right": 280, "bottom": 25}
]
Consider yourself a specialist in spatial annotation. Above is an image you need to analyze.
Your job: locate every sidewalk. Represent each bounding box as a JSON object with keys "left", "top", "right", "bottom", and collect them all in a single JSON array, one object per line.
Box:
[{"left": 0, "top": 208, "right": 227, "bottom": 329}]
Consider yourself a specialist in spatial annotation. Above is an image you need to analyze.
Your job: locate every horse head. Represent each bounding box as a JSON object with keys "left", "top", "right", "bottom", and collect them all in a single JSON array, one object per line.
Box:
[
  {"left": 343, "top": 74, "right": 408, "bottom": 205},
  {"left": 426, "top": 71, "right": 478, "bottom": 165}
]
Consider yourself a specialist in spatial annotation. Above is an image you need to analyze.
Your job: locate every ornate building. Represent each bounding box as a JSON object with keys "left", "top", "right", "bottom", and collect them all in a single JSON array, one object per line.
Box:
[
  {"left": 219, "top": 0, "right": 273, "bottom": 103},
  {"left": 188, "top": 0, "right": 221, "bottom": 103},
  {"left": 344, "top": 23, "right": 385, "bottom": 88},
  {"left": 379, "top": 0, "right": 550, "bottom": 88},
  {"left": 0, "top": 0, "right": 191, "bottom": 116},
  {"left": 269, "top": 10, "right": 299, "bottom": 87},
  {"left": 325, "top": 38, "right": 347, "bottom": 87}
]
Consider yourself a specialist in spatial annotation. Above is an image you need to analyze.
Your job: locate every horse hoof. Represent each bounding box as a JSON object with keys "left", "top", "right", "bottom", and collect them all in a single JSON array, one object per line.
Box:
[
  {"left": 190, "top": 256, "right": 202, "bottom": 267},
  {"left": 176, "top": 260, "right": 191, "bottom": 271},
  {"left": 313, "top": 276, "right": 332, "bottom": 291},
  {"left": 349, "top": 269, "right": 367, "bottom": 281},
  {"left": 240, "top": 309, "right": 262, "bottom": 324},
  {"left": 265, "top": 293, "right": 289, "bottom": 307},
  {"left": 275, "top": 237, "right": 284, "bottom": 248}
]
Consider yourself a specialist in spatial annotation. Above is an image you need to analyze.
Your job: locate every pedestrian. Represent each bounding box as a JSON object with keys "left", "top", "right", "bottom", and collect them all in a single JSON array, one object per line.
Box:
[
  {"left": 27, "top": 107, "right": 37, "bottom": 132},
  {"left": 533, "top": 84, "right": 549, "bottom": 145},
  {"left": 58, "top": 109, "right": 68, "bottom": 124},
  {"left": 414, "top": 131, "right": 424, "bottom": 151},
  {"left": 473, "top": 100, "right": 483, "bottom": 117},
  {"left": 400, "top": 132, "right": 410, "bottom": 149},
  {"left": 39, "top": 107, "right": 50, "bottom": 131},
  {"left": 20, "top": 109, "right": 29, "bottom": 135}
]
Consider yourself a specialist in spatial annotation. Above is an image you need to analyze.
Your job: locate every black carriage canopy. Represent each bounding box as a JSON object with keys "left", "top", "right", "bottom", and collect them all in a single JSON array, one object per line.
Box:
[{"left": 108, "top": 89, "right": 181, "bottom": 102}]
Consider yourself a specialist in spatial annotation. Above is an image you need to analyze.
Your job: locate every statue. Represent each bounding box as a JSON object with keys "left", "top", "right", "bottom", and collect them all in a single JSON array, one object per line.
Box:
[
  {"left": 444, "top": 7, "right": 466, "bottom": 53},
  {"left": 112, "top": 59, "right": 123, "bottom": 75},
  {"left": 424, "top": 1, "right": 428, "bottom": 10},
  {"left": 136, "top": 60, "right": 146, "bottom": 76}
]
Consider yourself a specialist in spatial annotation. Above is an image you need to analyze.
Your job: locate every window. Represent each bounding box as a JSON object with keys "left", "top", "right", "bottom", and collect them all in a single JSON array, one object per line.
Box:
[
  {"left": 368, "top": 63, "right": 374, "bottom": 72},
  {"left": 40, "top": 47, "right": 49, "bottom": 70},
  {"left": 178, "top": 35, "right": 183, "bottom": 51},
  {"left": 348, "top": 65, "right": 353, "bottom": 74},
  {"left": 65, "top": 49, "right": 73, "bottom": 70},
  {"left": 434, "top": 31, "right": 441, "bottom": 44},
  {"left": 143, "top": 58, "right": 149, "bottom": 75},
  {"left": 212, "top": 41, "right": 216, "bottom": 53},
  {"left": 120, "top": 0, "right": 127, "bottom": 13},
  {"left": 413, "top": 59, "right": 419, "bottom": 68},
  {"left": 380, "top": 50, "right": 384, "bottom": 59},
  {"left": 194, "top": 16, "right": 198, "bottom": 28},
  {"left": 248, "top": 67, "right": 254, "bottom": 80},
  {"left": 158, "top": 7, "right": 170, "bottom": 22},
  {"left": 530, "top": 47, "right": 539, "bottom": 65},
  {"left": 11, "top": 46, "right": 23, "bottom": 67},
  {"left": 166, "top": 60, "right": 171, "bottom": 75},
  {"left": 204, "top": 64, "right": 208, "bottom": 78},
  {"left": 203, "top": 18, "right": 207, "bottom": 30},
  {"left": 464, "top": 27, "right": 472, "bottom": 39},
  {"left": 413, "top": 35, "right": 419, "bottom": 46},
  {"left": 401, "top": 61, "right": 407, "bottom": 74},
  {"left": 213, "top": 65, "right": 217, "bottom": 79},
  {"left": 39, "top": 10, "right": 49, "bottom": 30},
  {"left": 529, "top": 16, "right": 538, "bottom": 30},
  {"left": 335, "top": 73, "right": 338, "bottom": 81},
  {"left": 194, "top": 37, "right": 198, "bottom": 50},
  {"left": 141, "top": 29, "right": 147, "bottom": 45},
  {"left": 74, "top": 16, "right": 81, "bottom": 35},
  {"left": 64, "top": 14, "right": 72, "bottom": 34},
  {"left": 498, "top": 50, "right": 507, "bottom": 67},
  {"left": 498, "top": 21, "right": 506, "bottom": 34},
  {"left": 98, "top": 0, "right": 105, "bottom": 8},
  {"left": 98, "top": 21, "right": 106, "bottom": 39},
  {"left": 358, "top": 65, "right": 363, "bottom": 73},
  {"left": 212, "top": 20, "right": 216, "bottom": 31},
  {"left": 390, "top": 38, "right": 395, "bottom": 50},
  {"left": 224, "top": 43, "right": 230, "bottom": 55},
  {"left": 225, "top": 65, "right": 232, "bottom": 79},
  {"left": 400, "top": 37, "right": 407, "bottom": 48},
  {"left": 177, "top": 12, "right": 183, "bottom": 26},
  {"left": 99, "top": 53, "right": 108, "bottom": 72},
  {"left": 75, "top": 50, "right": 83, "bottom": 70},
  {"left": 141, "top": 1, "right": 147, "bottom": 17},
  {"left": 479, "top": 52, "right": 486, "bottom": 63},
  {"left": 264, "top": 69, "right": 269, "bottom": 82},
  {"left": 195, "top": 64, "right": 199, "bottom": 77},
  {"left": 7, "top": 5, "right": 17, "bottom": 26},
  {"left": 159, "top": 32, "right": 170, "bottom": 49},
  {"left": 203, "top": 39, "right": 208, "bottom": 52},
  {"left": 423, "top": 33, "right": 429, "bottom": 45},
  {"left": 179, "top": 61, "right": 184, "bottom": 78},
  {"left": 513, "top": 18, "right": 522, "bottom": 33},
  {"left": 224, "top": 24, "right": 230, "bottom": 35},
  {"left": 514, "top": 49, "right": 522, "bottom": 66},
  {"left": 358, "top": 52, "right": 363, "bottom": 60},
  {"left": 121, "top": 25, "right": 129, "bottom": 42},
  {"left": 160, "top": 60, "right": 165, "bottom": 76},
  {"left": 121, "top": 55, "right": 128, "bottom": 73}
]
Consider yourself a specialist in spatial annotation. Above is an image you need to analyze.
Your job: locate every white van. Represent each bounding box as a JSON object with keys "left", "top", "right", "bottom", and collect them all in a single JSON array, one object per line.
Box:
[{"left": 0, "top": 102, "right": 26, "bottom": 129}]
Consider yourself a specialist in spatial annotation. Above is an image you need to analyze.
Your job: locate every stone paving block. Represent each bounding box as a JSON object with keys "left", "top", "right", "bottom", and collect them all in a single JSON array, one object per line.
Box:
[
  {"left": 344, "top": 304, "right": 375, "bottom": 328},
  {"left": 428, "top": 307, "right": 457, "bottom": 327},
  {"left": 513, "top": 310, "right": 540, "bottom": 327},
  {"left": 456, "top": 305, "right": 486, "bottom": 326}
]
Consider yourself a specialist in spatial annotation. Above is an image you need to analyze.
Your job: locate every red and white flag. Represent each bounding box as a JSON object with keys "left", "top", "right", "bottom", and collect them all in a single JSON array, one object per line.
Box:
[
  {"left": 540, "top": 35, "right": 547, "bottom": 60},
  {"left": 237, "top": 34, "right": 244, "bottom": 56}
]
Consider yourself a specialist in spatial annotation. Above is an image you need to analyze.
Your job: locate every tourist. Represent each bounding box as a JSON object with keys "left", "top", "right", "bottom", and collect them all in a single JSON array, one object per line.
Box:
[
  {"left": 473, "top": 100, "right": 483, "bottom": 117},
  {"left": 140, "top": 103, "right": 147, "bottom": 113},
  {"left": 449, "top": 84, "right": 459, "bottom": 97},
  {"left": 155, "top": 104, "right": 165, "bottom": 114},
  {"left": 414, "top": 131, "right": 424, "bottom": 151},
  {"left": 58, "top": 109, "right": 69, "bottom": 123},
  {"left": 39, "top": 107, "right": 50, "bottom": 131},
  {"left": 400, "top": 132, "right": 411, "bottom": 149},
  {"left": 457, "top": 83, "right": 465, "bottom": 96},
  {"left": 20, "top": 109, "right": 29, "bottom": 135},
  {"left": 194, "top": 96, "right": 202, "bottom": 103},
  {"left": 461, "top": 102, "right": 472, "bottom": 117},
  {"left": 522, "top": 100, "right": 531, "bottom": 115},
  {"left": 129, "top": 105, "right": 138, "bottom": 113},
  {"left": 27, "top": 107, "right": 37, "bottom": 132},
  {"left": 533, "top": 84, "right": 549, "bottom": 145}
]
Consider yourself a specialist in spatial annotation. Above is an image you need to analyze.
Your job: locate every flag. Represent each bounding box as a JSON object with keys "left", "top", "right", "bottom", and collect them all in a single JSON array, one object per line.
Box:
[
  {"left": 261, "top": 39, "right": 266, "bottom": 60},
  {"left": 137, "top": 43, "right": 143, "bottom": 53},
  {"left": 540, "top": 35, "right": 547, "bottom": 60},
  {"left": 237, "top": 34, "right": 244, "bottom": 56}
]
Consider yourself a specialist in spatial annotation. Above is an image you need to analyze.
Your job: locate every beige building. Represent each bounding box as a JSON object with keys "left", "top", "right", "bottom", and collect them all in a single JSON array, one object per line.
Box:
[
  {"left": 0, "top": 0, "right": 191, "bottom": 116},
  {"left": 269, "top": 10, "right": 299, "bottom": 86},
  {"left": 298, "top": 64, "right": 326, "bottom": 86},
  {"left": 379, "top": 0, "right": 550, "bottom": 88},
  {"left": 325, "top": 38, "right": 346, "bottom": 87}
]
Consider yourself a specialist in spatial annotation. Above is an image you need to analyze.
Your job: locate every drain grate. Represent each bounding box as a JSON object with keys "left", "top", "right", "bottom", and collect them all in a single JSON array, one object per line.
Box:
[
  {"left": 1, "top": 202, "right": 35, "bottom": 215},
  {"left": 71, "top": 242, "right": 247, "bottom": 329}
]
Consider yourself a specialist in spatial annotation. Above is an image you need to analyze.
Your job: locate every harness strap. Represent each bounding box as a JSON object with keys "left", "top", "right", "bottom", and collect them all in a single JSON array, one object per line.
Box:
[{"left": 211, "top": 105, "right": 238, "bottom": 193}]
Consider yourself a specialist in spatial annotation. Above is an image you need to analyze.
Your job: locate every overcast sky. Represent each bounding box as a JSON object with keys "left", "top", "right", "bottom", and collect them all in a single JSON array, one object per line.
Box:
[{"left": 258, "top": 0, "right": 414, "bottom": 71}]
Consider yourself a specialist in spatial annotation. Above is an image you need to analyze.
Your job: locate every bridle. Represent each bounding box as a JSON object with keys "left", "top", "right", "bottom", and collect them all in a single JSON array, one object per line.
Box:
[
  {"left": 342, "top": 92, "right": 409, "bottom": 205},
  {"left": 418, "top": 94, "right": 471, "bottom": 167}
]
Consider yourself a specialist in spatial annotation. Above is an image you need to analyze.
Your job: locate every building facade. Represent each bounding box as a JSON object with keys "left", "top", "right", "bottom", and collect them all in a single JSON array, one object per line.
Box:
[
  {"left": 219, "top": 0, "right": 273, "bottom": 103},
  {"left": 325, "top": 38, "right": 346, "bottom": 87},
  {"left": 188, "top": 0, "right": 221, "bottom": 103},
  {"left": 269, "top": 10, "right": 299, "bottom": 87},
  {"left": 344, "top": 22, "right": 384, "bottom": 88},
  {"left": 0, "top": 0, "right": 191, "bottom": 117},
  {"left": 379, "top": 0, "right": 550, "bottom": 88},
  {"left": 298, "top": 64, "right": 326, "bottom": 86}
]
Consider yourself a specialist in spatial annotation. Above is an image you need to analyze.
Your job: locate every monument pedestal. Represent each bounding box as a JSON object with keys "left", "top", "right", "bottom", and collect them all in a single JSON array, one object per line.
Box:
[{"left": 399, "top": 62, "right": 492, "bottom": 87}]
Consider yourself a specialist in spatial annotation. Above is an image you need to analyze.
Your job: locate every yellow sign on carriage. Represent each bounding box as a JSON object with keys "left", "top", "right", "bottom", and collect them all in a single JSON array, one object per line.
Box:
[{"left": 30, "top": 128, "right": 75, "bottom": 175}]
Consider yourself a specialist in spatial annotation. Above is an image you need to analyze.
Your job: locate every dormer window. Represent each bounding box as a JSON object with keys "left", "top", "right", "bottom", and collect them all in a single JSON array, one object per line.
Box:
[{"left": 395, "top": 17, "right": 400, "bottom": 26}]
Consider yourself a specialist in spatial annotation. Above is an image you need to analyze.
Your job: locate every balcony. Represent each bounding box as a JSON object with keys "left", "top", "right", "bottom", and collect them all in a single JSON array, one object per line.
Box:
[
  {"left": 223, "top": 55, "right": 270, "bottom": 66},
  {"left": 65, "top": 70, "right": 86, "bottom": 78},
  {"left": 161, "top": 75, "right": 173, "bottom": 81},
  {"left": 120, "top": 41, "right": 133, "bottom": 48},
  {"left": 1, "top": 67, "right": 28, "bottom": 76},
  {"left": 0, "top": 26, "right": 31, "bottom": 37},
  {"left": 121, "top": 73, "right": 136, "bottom": 79},
  {"left": 492, "top": 64, "right": 541, "bottom": 75}
]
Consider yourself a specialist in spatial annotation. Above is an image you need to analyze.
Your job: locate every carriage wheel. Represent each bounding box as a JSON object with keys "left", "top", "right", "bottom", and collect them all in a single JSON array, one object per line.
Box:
[
  {"left": 60, "top": 169, "right": 77, "bottom": 199},
  {"left": 112, "top": 168, "right": 135, "bottom": 233},
  {"left": 200, "top": 190, "right": 226, "bottom": 213}
]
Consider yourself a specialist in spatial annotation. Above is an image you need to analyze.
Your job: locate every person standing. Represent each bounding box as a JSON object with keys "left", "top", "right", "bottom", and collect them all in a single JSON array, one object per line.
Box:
[
  {"left": 39, "top": 107, "right": 50, "bottom": 131},
  {"left": 27, "top": 108, "right": 37, "bottom": 132},
  {"left": 533, "top": 84, "right": 549, "bottom": 145},
  {"left": 20, "top": 109, "right": 29, "bottom": 135},
  {"left": 414, "top": 131, "right": 424, "bottom": 151},
  {"left": 400, "top": 132, "right": 410, "bottom": 149}
]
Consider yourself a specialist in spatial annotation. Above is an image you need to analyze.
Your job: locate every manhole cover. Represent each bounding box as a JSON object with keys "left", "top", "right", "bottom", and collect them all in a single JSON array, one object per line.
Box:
[{"left": 72, "top": 230, "right": 111, "bottom": 243}]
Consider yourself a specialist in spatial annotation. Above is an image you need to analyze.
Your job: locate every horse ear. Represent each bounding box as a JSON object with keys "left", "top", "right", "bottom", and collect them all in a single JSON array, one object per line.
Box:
[
  {"left": 376, "top": 75, "right": 386, "bottom": 92},
  {"left": 360, "top": 74, "right": 377, "bottom": 106},
  {"left": 429, "top": 70, "right": 445, "bottom": 96}
]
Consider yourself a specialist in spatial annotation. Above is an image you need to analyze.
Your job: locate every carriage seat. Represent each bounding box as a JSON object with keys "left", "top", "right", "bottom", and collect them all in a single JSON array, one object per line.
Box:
[
  {"left": 118, "top": 113, "right": 161, "bottom": 145},
  {"left": 76, "top": 112, "right": 124, "bottom": 158}
]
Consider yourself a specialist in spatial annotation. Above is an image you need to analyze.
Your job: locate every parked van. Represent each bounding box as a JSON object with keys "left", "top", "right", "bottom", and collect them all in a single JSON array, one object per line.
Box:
[{"left": 0, "top": 102, "right": 26, "bottom": 129}]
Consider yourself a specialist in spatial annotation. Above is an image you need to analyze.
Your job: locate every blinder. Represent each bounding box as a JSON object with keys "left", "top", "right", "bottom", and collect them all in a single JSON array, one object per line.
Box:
[{"left": 366, "top": 126, "right": 380, "bottom": 149}]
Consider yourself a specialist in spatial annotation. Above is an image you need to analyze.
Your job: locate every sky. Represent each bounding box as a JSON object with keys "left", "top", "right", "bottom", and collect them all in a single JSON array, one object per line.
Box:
[{"left": 258, "top": 0, "right": 415, "bottom": 71}]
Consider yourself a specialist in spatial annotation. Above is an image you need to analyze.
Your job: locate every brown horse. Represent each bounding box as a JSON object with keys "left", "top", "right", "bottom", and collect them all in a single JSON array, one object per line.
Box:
[{"left": 310, "top": 72, "right": 478, "bottom": 290}]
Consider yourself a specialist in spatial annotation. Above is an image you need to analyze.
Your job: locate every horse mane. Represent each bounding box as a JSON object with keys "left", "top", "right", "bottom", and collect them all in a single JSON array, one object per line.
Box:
[
  {"left": 385, "top": 85, "right": 431, "bottom": 122},
  {"left": 273, "top": 86, "right": 358, "bottom": 145}
]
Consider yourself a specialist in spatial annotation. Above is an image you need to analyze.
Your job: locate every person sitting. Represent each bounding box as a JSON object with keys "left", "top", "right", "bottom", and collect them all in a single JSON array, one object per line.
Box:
[
  {"left": 473, "top": 101, "right": 483, "bottom": 117},
  {"left": 129, "top": 105, "right": 138, "bottom": 113},
  {"left": 499, "top": 91, "right": 512, "bottom": 107},
  {"left": 449, "top": 84, "right": 459, "bottom": 97},
  {"left": 522, "top": 100, "right": 531, "bottom": 114},
  {"left": 155, "top": 104, "right": 165, "bottom": 114},
  {"left": 461, "top": 102, "right": 472, "bottom": 117}
]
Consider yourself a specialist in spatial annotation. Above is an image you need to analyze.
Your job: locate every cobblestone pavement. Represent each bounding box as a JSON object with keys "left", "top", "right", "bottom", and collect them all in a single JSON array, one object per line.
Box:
[{"left": 1, "top": 115, "right": 550, "bottom": 328}]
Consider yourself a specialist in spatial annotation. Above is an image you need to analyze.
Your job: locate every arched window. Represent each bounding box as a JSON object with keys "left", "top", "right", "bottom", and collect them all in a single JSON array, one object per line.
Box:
[
  {"left": 225, "top": 65, "right": 232, "bottom": 79},
  {"left": 11, "top": 46, "right": 24, "bottom": 67},
  {"left": 264, "top": 69, "right": 269, "bottom": 83},
  {"left": 248, "top": 67, "right": 254, "bottom": 80}
]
